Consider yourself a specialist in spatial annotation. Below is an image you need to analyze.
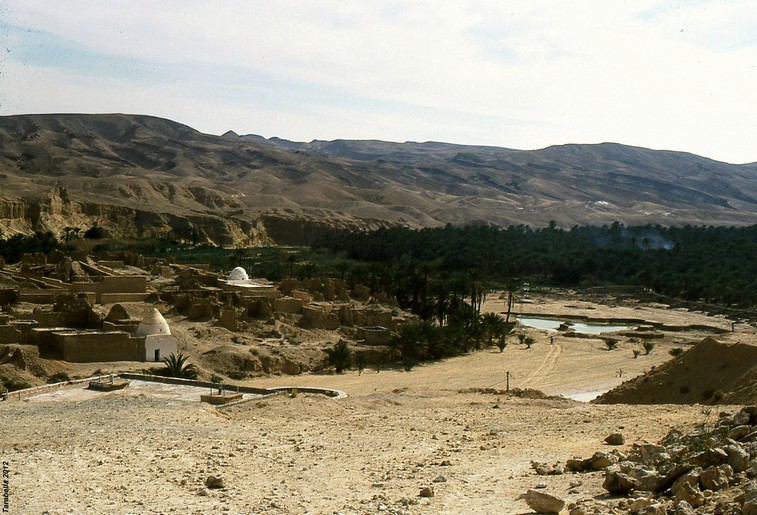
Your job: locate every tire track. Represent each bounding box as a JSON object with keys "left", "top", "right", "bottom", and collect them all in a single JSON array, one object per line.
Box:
[{"left": 520, "top": 342, "right": 562, "bottom": 388}]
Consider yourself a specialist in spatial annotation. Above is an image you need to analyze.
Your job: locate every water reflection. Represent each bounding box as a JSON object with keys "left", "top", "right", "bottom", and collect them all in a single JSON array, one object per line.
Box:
[{"left": 518, "top": 317, "right": 631, "bottom": 334}]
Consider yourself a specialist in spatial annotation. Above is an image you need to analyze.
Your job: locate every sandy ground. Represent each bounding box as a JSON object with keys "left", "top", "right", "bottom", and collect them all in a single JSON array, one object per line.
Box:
[{"left": 1, "top": 291, "right": 754, "bottom": 514}]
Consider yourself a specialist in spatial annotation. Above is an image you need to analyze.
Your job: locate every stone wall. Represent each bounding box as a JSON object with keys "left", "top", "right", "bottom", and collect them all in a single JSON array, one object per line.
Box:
[{"left": 55, "top": 330, "right": 142, "bottom": 362}]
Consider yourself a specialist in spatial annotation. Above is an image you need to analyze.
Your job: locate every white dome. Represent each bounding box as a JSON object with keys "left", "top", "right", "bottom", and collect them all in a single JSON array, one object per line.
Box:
[
  {"left": 135, "top": 308, "right": 171, "bottom": 337},
  {"left": 228, "top": 267, "right": 249, "bottom": 281}
]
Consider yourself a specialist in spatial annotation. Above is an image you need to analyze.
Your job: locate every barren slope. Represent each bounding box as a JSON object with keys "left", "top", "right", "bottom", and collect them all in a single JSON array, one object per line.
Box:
[{"left": 1, "top": 114, "right": 756, "bottom": 245}]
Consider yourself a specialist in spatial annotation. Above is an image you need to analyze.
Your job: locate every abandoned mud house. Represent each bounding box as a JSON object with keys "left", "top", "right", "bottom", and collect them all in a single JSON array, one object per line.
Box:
[{"left": 30, "top": 308, "right": 177, "bottom": 363}]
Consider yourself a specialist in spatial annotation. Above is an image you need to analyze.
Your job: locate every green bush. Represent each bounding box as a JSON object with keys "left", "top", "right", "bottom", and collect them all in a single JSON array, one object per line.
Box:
[
  {"left": 159, "top": 353, "right": 199, "bottom": 379},
  {"left": 47, "top": 372, "right": 71, "bottom": 384},
  {"left": 326, "top": 341, "right": 353, "bottom": 373},
  {"left": 669, "top": 347, "right": 684, "bottom": 357},
  {"left": 642, "top": 341, "right": 656, "bottom": 355}
]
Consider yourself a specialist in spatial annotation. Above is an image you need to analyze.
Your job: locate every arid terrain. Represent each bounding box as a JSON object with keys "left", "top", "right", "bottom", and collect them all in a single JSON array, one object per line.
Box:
[
  {"left": 2, "top": 291, "right": 755, "bottom": 514},
  {"left": 2, "top": 114, "right": 757, "bottom": 247}
]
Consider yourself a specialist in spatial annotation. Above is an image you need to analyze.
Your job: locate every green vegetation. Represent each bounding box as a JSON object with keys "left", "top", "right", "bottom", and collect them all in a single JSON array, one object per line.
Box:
[
  {"left": 159, "top": 353, "right": 199, "bottom": 379},
  {"left": 0, "top": 231, "right": 61, "bottom": 263},
  {"left": 604, "top": 338, "right": 619, "bottom": 351},
  {"left": 669, "top": 347, "right": 685, "bottom": 357},
  {"left": 642, "top": 341, "right": 656, "bottom": 355},
  {"left": 313, "top": 223, "right": 757, "bottom": 309},
  {"left": 326, "top": 341, "right": 353, "bottom": 373},
  {"left": 46, "top": 372, "right": 71, "bottom": 384}
]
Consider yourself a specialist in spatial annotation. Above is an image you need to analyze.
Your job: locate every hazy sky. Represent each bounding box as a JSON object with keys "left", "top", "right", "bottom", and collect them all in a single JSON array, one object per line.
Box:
[{"left": 1, "top": 1, "right": 756, "bottom": 163}]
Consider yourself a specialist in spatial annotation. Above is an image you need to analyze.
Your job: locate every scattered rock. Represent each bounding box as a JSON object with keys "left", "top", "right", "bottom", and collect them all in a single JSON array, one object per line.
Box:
[
  {"left": 205, "top": 475, "right": 225, "bottom": 489},
  {"left": 523, "top": 489, "right": 565, "bottom": 514},
  {"left": 605, "top": 433, "right": 625, "bottom": 445},
  {"left": 432, "top": 475, "right": 447, "bottom": 483},
  {"left": 603, "top": 470, "right": 638, "bottom": 495},
  {"left": 675, "top": 500, "right": 696, "bottom": 515},
  {"left": 700, "top": 464, "right": 732, "bottom": 491},
  {"left": 419, "top": 486, "right": 434, "bottom": 498}
]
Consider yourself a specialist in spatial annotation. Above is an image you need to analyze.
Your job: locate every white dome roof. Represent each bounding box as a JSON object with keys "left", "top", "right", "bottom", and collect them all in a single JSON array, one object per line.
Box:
[
  {"left": 228, "top": 267, "right": 249, "bottom": 281},
  {"left": 135, "top": 308, "right": 171, "bottom": 337}
]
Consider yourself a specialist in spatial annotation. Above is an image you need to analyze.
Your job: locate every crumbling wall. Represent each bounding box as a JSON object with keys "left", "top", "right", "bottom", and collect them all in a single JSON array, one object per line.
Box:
[{"left": 55, "top": 331, "right": 142, "bottom": 362}]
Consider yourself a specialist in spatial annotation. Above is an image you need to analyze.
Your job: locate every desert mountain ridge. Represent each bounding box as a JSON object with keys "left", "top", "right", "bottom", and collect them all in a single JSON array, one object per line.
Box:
[{"left": 1, "top": 113, "right": 756, "bottom": 246}]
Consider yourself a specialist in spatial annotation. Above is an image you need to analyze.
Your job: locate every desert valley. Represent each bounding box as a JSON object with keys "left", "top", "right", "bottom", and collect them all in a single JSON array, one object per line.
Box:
[{"left": 0, "top": 114, "right": 756, "bottom": 514}]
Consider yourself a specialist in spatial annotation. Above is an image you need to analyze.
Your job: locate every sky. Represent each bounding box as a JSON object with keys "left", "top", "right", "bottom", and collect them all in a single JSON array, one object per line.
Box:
[{"left": 1, "top": 1, "right": 756, "bottom": 164}]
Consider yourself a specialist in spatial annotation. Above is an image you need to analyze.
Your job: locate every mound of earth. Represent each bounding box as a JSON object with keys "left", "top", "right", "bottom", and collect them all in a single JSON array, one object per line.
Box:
[{"left": 594, "top": 337, "right": 757, "bottom": 405}]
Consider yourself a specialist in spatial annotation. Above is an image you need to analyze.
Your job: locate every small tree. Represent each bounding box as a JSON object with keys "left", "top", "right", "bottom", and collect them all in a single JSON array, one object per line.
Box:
[
  {"left": 517, "top": 333, "right": 527, "bottom": 345},
  {"left": 161, "top": 353, "right": 199, "bottom": 379},
  {"left": 326, "top": 341, "right": 353, "bottom": 373},
  {"left": 642, "top": 341, "right": 656, "bottom": 355},
  {"left": 497, "top": 335, "right": 508, "bottom": 353},
  {"left": 355, "top": 352, "right": 368, "bottom": 375}
]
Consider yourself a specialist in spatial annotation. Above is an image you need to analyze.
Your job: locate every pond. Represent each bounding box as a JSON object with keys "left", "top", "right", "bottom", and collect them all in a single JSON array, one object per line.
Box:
[{"left": 518, "top": 317, "right": 632, "bottom": 334}]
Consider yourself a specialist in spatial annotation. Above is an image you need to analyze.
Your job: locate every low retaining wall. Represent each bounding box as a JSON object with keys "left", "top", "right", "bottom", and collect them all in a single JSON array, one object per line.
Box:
[
  {"left": 2, "top": 373, "right": 346, "bottom": 403},
  {"left": 1, "top": 374, "right": 111, "bottom": 402},
  {"left": 118, "top": 373, "right": 346, "bottom": 398}
]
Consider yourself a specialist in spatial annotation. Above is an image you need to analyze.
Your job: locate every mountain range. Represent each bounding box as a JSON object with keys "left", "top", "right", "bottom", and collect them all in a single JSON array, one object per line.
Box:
[{"left": 0, "top": 113, "right": 755, "bottom": 245}]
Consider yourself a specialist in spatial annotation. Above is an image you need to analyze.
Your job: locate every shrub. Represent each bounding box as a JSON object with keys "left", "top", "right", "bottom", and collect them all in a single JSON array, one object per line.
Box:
[
  {"left": 497, "top": 336, "right": 508, "bottom": 353},
  {"left": 633, "top": 349, "right": 641, "bottom": 359},
  {"left": 523, "top": 336, "right": 535, "bottom": 349},
  {"left": 604, "top": 338, "right": 619, "bottom": 351},
  {"left": 326, "top": 341, "right": 352, "bottom": 373},
  {"left": 227, "top": 371, "right": 246, "bottom": 380},
  {"left": 159, "top": 353, "right": 199, "bottom": 379},
  {"left": 46, "top": 372, "right": 71, "bottom": 384},
  {"left": 210, "top": 374, "right": 223, "bottom": 383},
  {"left": 83, "top": 225, "right": 108, "bottom": 239},
  {"left": 642, "top": 341, "right": 656, "bottom": 355},
  {"left": 355, "top": 352, "right": 368, "bottom": 375},
  {"left": 669, "top": 347, "right": 684, "bottom": 357},
  {"left": 2, "top": 379, "right": 32, "bottom": 392}
]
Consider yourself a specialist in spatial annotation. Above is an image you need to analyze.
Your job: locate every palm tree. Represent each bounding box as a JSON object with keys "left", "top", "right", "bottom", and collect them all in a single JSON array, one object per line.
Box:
[
  {"left": 326, "top": 341, "right": 353, "bottom": 373},
  {"left": 504, "top": 280, "right": 519, "bottom": 323},
  {"left": 481, "top": 312, "right": 507, "bottom": 347},
  {"left": 161, "top": 353, "right": 199, "bottom": 379}
]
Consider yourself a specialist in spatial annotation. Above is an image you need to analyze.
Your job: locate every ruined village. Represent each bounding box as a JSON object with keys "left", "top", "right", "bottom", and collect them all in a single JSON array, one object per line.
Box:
[{"left": 1, "top": 245, "right": 757, "bottom": 514}]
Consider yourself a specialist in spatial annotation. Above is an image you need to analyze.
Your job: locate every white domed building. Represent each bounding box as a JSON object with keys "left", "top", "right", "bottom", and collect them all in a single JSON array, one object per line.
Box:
[
  {"left": 135, "top": 308, "right": 177, "bottom": 362},
  {"left": 228, "top": 267, "right": 249, "bottom": 282},
  {"left": 219, "top": 267, "right": 276, "bottom": 297}
]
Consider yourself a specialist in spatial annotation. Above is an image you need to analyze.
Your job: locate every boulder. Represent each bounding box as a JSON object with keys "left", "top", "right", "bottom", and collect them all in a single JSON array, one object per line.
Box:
[
  {"left": 205, "top": 476, "right": 225, "bottom": 489},
  {"left": 603, "top": 470, "right": 639, "bottom": 495},
  {"left": 639, "top": 443, "right": 669, "bottom": 465},
  {"left": 725, "top": 444, "right": 751, "bottom": 473},
  {"left": 688, "top": 447, "right": 727, "bottom": 468},
  {"left": 743, "top": 481, "right": 757, "bottom": 515},
  {"left": 590, "top": 451, "right": 618, "bottom": 470},
  {"left": 605, "top": 433, "right": 625, "bottom": 445},
  {"left": 675, "top": 500, "right": 696, "bottom": 515},
  {"left": 524, "top": 489, "right": 565, "bottom": 514},
  {"left": 700, "top": 464, "right": 732, "bottom": 491},
  {"left": 674, "top": 482, "right": 704, "bottom": 508},
  {"left": 419, "top": 486, "right": 434, "bottom": 498}
]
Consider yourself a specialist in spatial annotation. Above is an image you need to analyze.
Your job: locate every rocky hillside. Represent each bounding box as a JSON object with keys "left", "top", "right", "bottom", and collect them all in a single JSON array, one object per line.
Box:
[
  {"left": 1, "top": 113, "right": 756, "bottom": 246},
  {"left": 594, "top": 337, "right": 757, "bottom": 405}
]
